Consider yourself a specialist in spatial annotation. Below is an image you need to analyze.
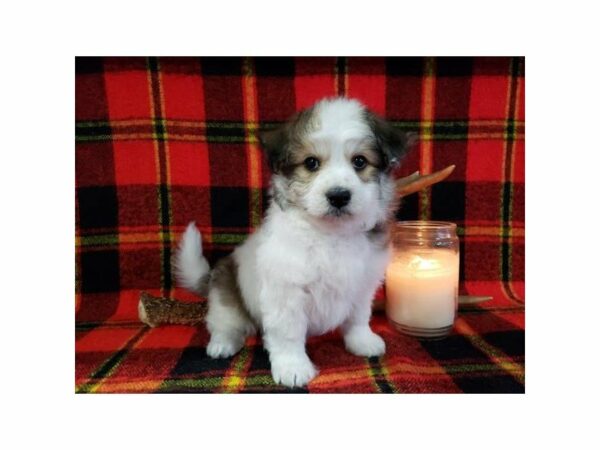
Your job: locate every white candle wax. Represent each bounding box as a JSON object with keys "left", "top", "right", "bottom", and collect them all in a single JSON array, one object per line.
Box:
[{"left": 386, "top": 249, "right": 459, "bottom": 329}]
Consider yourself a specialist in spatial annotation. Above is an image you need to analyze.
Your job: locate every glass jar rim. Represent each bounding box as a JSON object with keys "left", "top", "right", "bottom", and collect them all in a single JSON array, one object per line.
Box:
[{"left": 392, "top": 220, "right": 457, "bottom": 231}]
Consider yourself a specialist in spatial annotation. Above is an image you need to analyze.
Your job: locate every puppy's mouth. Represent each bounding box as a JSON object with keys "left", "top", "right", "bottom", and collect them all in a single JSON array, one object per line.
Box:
[{"left": 324, "top": 207, "right": 352, "bottom": 219}]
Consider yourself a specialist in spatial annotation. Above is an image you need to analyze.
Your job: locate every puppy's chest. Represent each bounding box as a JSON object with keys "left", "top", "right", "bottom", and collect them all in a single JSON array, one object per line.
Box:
[
  {"left": 306, "top": 238, "right": 371, "bottom": 287},
  {"left": 301, "top": 236, "right": 387, "bottom": 334}
]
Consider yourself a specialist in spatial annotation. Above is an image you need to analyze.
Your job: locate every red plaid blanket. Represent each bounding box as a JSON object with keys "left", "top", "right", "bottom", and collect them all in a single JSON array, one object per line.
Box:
[{"left": 76, "top": 57, "right": 525, "bottom": 393}]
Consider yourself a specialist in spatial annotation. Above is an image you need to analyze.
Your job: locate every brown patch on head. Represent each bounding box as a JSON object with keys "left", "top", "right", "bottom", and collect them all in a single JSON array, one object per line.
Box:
[
  {"left": 258, "top": 106, "right": 317, "bottom": 174},
  {"left": 282, "top": 146, "right": 321, "bottom": 181},
  {"left": 352, "top": 143, "right": 384, "bottom": 183},
  {"left": 363, "top": 110, "right": 417, "bottom": 172},
  {"left": 259, "top": 106, "right": 324, "bottom": 209}
]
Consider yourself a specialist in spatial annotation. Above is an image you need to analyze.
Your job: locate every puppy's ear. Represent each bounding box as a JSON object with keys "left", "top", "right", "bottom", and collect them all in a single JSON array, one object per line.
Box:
[
  {"left": 258, "top": 126, "right": 289, "bottom": 173},
  {"left": 366, "top": 112, "right": 418, "bottom": 171}
]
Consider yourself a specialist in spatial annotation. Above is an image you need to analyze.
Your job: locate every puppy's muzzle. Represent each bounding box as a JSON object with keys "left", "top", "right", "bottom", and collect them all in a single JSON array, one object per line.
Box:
[{"left": 326, "top": 187, "right": 351, "bottom": 209}]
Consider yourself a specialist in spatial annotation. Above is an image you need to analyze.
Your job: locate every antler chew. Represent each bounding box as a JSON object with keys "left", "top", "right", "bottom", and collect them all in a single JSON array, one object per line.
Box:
[
  {"left": 395, "top": 165, "right": 456, "bottom": 198},
  {"left": 138, "top": 291, "right": 206, "bottom": 327}
]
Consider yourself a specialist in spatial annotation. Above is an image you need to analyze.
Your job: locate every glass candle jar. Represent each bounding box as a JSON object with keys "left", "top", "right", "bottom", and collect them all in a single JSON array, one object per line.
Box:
[{"left": 385, "top": 221, "right": 460, "bottom": 339}]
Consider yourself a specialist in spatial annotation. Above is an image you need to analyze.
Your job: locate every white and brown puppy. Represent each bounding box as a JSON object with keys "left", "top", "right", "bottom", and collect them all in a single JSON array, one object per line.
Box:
[{"left": 175, "top": 97, "right": 413, "bottom": 388}]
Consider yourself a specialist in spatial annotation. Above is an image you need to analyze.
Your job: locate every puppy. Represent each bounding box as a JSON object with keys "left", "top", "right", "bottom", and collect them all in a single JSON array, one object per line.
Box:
[{"left": 175, "top": 97, "right": 413, "bottom": 388}]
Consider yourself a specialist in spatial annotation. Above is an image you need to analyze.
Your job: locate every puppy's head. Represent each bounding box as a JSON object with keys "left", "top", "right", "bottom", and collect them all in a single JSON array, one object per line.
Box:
[{"left": 260, "top": 98, "right": 415, "bottom": 231}]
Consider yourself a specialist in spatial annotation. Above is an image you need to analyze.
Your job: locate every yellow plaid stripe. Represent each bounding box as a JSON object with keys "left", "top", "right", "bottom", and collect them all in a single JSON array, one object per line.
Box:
[{"left": 242, "top": 57, "right": 263, "bottom": 228}]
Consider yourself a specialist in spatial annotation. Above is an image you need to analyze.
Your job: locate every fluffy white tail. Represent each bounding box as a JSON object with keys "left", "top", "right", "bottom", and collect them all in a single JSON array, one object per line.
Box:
[{"left": 174, "top": 222, "right": 210, "bottom": 296}]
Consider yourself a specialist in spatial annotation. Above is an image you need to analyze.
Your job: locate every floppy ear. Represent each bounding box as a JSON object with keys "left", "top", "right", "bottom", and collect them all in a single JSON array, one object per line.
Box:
[
  {"left": 366, "top": 112, "right": 418, "bottom": 171},
  {"left": 258, "top": 125, "right": 289, "bottom": 173}
]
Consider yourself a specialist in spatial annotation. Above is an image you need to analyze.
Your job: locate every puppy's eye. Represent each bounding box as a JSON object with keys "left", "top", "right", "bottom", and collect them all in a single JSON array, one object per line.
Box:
[
  {"left": 352, "top": 155, "right": 368, "bottom": 170},
  {"left": 304, "top": 157, "right": 320, "bottom": 172}
]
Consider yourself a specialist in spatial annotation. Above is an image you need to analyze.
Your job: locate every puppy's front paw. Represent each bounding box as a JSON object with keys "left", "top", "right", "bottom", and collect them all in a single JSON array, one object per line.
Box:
[
  {"left": 344, "top": 328, "right": 386, "bottom": 357},
  {"left": 206, "top": 334, "right": 243, "bottom": 358},
  {"left": 270, "top": 354, "right": 318, "bottom": 388}
]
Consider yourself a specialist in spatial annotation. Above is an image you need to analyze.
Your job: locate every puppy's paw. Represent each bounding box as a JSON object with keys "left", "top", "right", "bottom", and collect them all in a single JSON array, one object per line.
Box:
[
  {"left": 270, "top": 354, "right": 318, "bottom": 388},
  {"left": 344, "top": 328, "right": 386, "bottom": 357},
  {"left": 206, "top": 334, "right": 243, "bottom": 359}
]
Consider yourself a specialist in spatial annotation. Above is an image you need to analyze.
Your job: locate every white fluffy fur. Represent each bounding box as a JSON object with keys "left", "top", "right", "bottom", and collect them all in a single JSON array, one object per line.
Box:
[
  {"left": 175, "top": 98, "right": 395, "bottom": 388},
  {"left": 174, "top": 222, "right": 210, "bottom": 293}
]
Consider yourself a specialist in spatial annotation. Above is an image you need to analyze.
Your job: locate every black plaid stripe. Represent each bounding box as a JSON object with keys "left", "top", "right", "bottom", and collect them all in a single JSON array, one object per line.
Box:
[
  {"left": 200, "top": 57, "right": 244, "bottom": 76},
  {"left": 367, "top": 357, "right": 395, "bottom": 393},
  {"left": 75, "top": 119, "right": 524, "bottom": 143},
  {"left": 254, "top": 57, "right": 295, "bottom": 77},
  {"left": 77, "top": 186, "right": 119, "bottom": 229},
  {"left": 436, "top": 57, "right": 474, "bottom": 77},
  {"left": 385, "top": 57, "right": 424, "bottom": 77},
  {"left": 80, "top": 250, "right": 120, "bottom": 294},
  {"left": 75, "top": 57, "right": 104, "bottom": 74},
  {"left": 431, "top": 182, "right": 466, "bottom": 221},
  {"left": 210, "top": 187, "right": 250, "bottom": 228}
]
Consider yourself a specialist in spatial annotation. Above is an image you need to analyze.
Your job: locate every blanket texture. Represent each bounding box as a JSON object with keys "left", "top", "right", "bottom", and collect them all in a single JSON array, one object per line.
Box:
[{"left": 75, "top": 57, "right": 525, "bottom": 393}]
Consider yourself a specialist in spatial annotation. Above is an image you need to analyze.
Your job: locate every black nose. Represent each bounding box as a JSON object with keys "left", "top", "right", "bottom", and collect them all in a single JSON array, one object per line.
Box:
[{"left": 326, "top": 187, "right": 351, "bottom": 209}]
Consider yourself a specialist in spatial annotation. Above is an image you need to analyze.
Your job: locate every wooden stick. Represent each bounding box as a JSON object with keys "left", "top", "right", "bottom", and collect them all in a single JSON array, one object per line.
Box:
[
  {"left": 395, "top": 165, "right": 456, "bottom": 198},
  {"left": 458, "top": 295, "right": 493, "bottom": 305}
]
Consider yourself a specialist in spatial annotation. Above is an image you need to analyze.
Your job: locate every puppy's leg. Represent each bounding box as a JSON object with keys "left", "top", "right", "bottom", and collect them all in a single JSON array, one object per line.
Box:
[
  {"left": 262, "top": 287, "right": 317, "bottom": 388},
  {"left": 205, "top": 256, "right": 255, "bottom": 358},
  {"left": 342, "top": 297, "right": 386, "bottom": 357}
]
